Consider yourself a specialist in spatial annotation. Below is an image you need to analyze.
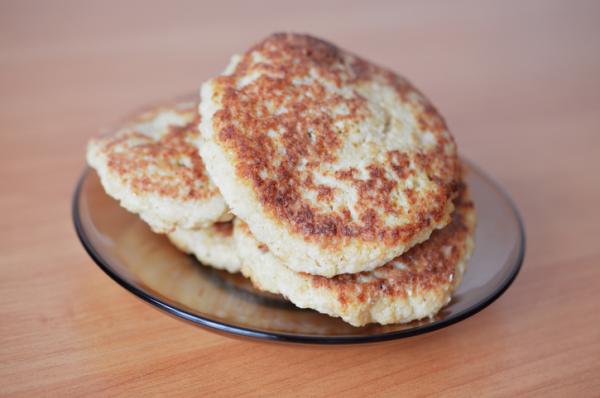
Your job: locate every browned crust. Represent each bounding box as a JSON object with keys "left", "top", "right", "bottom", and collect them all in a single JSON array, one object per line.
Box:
[
  {"left": 308, "top": 180, "right": 474, "bottom": 303},
  {"left": 212, "top": 221, "right": 234, "bottom": 237},
  {"left": 210, "top": 33, "right": 459, "bottom": 248},
  {"left": 99, "top": 101, "right": 219, "bottom": 201}
]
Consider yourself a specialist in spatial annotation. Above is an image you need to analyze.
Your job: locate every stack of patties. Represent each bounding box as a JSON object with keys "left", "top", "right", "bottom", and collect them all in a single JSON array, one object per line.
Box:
[
  {"left": 87, "top": 99, "right": 240, "bottom": 273},
  {"left": 87, "top": 33, "right": 476, "bottom": 328},
  {"left": 198, "top": 33, "right": 476, "bottom": 326}
]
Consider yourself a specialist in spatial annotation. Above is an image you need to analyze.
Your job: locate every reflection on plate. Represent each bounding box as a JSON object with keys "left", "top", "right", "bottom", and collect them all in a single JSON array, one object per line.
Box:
[{"left": 73, "top": 161, "right": 525, "bottom": 344}]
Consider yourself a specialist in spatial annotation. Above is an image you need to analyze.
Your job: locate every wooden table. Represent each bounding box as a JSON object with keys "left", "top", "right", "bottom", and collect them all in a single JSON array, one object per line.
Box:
[{"left": 2, "top": 1, "right": 599, "bottom": 396}]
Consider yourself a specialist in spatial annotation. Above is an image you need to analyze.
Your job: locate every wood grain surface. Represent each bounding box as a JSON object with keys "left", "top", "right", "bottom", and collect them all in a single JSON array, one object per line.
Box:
[{"left": 1, "top": 1, "right": 599, "bottom": 396}]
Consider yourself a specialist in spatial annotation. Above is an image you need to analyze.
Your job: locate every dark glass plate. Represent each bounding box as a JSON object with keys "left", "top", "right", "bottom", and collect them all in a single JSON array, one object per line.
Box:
[{"left": 73, "top": 161, "right": 525, "bottom": 344}]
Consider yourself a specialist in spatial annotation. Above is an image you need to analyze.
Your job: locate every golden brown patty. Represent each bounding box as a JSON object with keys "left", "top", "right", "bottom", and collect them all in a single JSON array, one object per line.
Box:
[
  {"left": 87, "top": 99, "right": 231, "bottom": 233},
  {"left": 200, "top": 33, "right": 460, "bottom": 276},
  {"left": 236, "top": 181, "right": 475, "bottom": 326}
]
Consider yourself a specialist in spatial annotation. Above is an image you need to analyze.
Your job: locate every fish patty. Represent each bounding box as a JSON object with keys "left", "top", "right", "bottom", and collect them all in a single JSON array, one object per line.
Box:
[{"left": 200, "top": 33, "right": 460, "bottom": 276}]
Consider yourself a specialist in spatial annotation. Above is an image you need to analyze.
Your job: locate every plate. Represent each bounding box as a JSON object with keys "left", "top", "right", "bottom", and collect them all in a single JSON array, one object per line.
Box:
[{"left": 73, "top": 161, "right": 525, "bottom": 344}]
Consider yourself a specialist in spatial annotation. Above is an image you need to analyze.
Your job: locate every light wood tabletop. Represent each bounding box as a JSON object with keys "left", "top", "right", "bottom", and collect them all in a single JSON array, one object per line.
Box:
[{"left": 2, "top": 1, "right": 599, "bottom": 396}]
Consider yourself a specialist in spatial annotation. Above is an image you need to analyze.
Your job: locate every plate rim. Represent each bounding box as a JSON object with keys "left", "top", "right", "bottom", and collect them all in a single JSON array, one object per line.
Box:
[{"left": 72, "top": 160, "right": 526, "bottom": 345}]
